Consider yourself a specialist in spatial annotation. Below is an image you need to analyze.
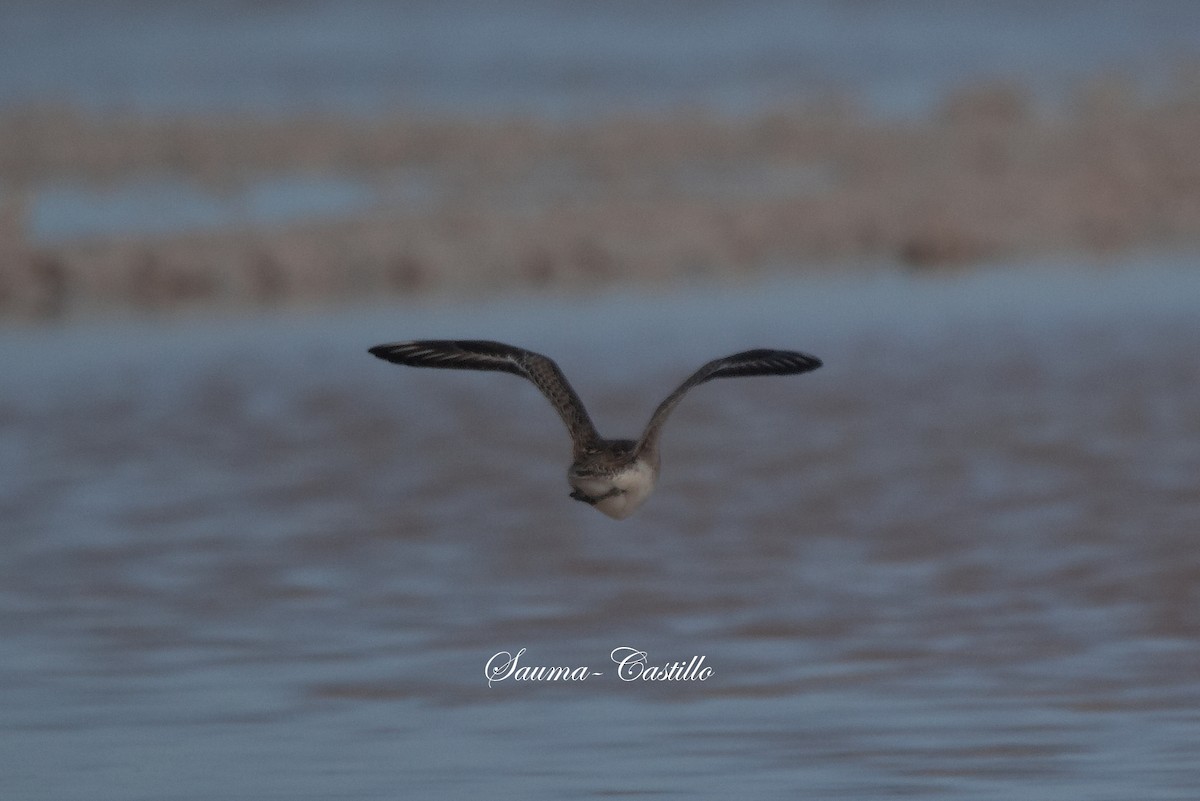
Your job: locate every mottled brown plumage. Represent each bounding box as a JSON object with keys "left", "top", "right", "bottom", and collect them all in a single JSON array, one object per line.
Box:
[{"left": 369, "top": 340, "right": 822, "bottom": 519}]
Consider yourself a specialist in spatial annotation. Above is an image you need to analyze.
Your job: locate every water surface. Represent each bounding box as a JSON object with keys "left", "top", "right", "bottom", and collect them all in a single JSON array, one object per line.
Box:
[
  {"left": 1, "top": 258, "right": 1199, "bottom": 799},
  {"left": 4, "top": 1, "right": 1200, "bottom": 116}
]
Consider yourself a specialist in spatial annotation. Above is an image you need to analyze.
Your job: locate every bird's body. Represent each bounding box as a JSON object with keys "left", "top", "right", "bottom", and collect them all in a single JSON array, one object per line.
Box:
[
  {"left": 368, "top": 340, "right": 821, "bottom": 519},
  {"left": 568, "top": 438, "right": 657, "bottom": 520}
]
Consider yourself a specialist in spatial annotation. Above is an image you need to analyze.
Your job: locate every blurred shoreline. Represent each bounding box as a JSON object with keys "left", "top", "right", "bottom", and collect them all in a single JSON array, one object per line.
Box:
[{"left": 2, "top": 74, "right": 1200, "bottom": 320}]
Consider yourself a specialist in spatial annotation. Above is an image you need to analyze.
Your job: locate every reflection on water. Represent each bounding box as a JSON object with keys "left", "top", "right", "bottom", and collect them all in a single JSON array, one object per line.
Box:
[
  {"left": 2, "top": 260, "right": 1199, "bottom": 799},
  {"left": 26, "top": 174, "right": 390, "bottom": 244},
  {"left": 23, "top": 161, "right": 828, "bottom": 245}
]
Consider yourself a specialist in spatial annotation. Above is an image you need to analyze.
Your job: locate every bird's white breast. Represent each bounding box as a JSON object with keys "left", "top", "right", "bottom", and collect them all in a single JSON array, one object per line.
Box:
[{"left": 592, "top": 459, "right": 657, "bottom": 520}]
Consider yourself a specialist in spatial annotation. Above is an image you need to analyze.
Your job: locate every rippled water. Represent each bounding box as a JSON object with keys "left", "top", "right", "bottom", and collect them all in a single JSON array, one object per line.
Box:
[{"left": 2, "top": 259, "right": 1199, "bottom": 799}]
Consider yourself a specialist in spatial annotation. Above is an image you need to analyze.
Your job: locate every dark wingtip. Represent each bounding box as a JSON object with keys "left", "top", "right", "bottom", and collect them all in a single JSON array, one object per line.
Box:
[
  {"left": 368, "top": 343, "right": 405, "bottom": 363},
  {"left": 753, "top": 348, "right": 823, "bottom": 374}
]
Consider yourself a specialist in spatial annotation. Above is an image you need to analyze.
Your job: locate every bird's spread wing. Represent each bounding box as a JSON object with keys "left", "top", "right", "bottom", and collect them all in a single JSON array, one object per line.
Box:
[
  {"left": 638, "top": 349, "right": 822, "bottom": 454},
  {"left": 368, "top": 340, "right": 601, "bottom": 452}
]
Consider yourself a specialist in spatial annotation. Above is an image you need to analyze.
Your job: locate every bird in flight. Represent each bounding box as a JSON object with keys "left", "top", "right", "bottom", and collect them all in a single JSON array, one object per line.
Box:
[{"left": 368, "top": 340, "right": 822, "bottom": 519}]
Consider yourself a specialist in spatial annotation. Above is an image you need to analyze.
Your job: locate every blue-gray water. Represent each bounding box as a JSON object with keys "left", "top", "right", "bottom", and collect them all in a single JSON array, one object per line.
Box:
[
  {"left": 2, "top": 258, "right": 1199, "bottom": 799},
  {"left": 4, "top": 1, "right": 1200, "bottom": 117}
]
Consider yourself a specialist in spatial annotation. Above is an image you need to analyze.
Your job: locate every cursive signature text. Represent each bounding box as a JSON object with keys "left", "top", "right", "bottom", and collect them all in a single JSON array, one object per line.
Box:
[{"left": 485, "top": 646, "right": 713, "bottom": 687}]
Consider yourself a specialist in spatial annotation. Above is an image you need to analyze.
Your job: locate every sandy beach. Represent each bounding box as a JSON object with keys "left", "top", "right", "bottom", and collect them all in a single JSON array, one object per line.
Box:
[{"left": 3, "top": 74, "right": 1200, "bottom": 319}]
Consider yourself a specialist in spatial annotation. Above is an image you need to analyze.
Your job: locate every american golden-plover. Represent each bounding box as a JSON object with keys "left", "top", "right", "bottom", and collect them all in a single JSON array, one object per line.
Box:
[{"left": 369, "top": 340, "right": 822, "bottom": 519}]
